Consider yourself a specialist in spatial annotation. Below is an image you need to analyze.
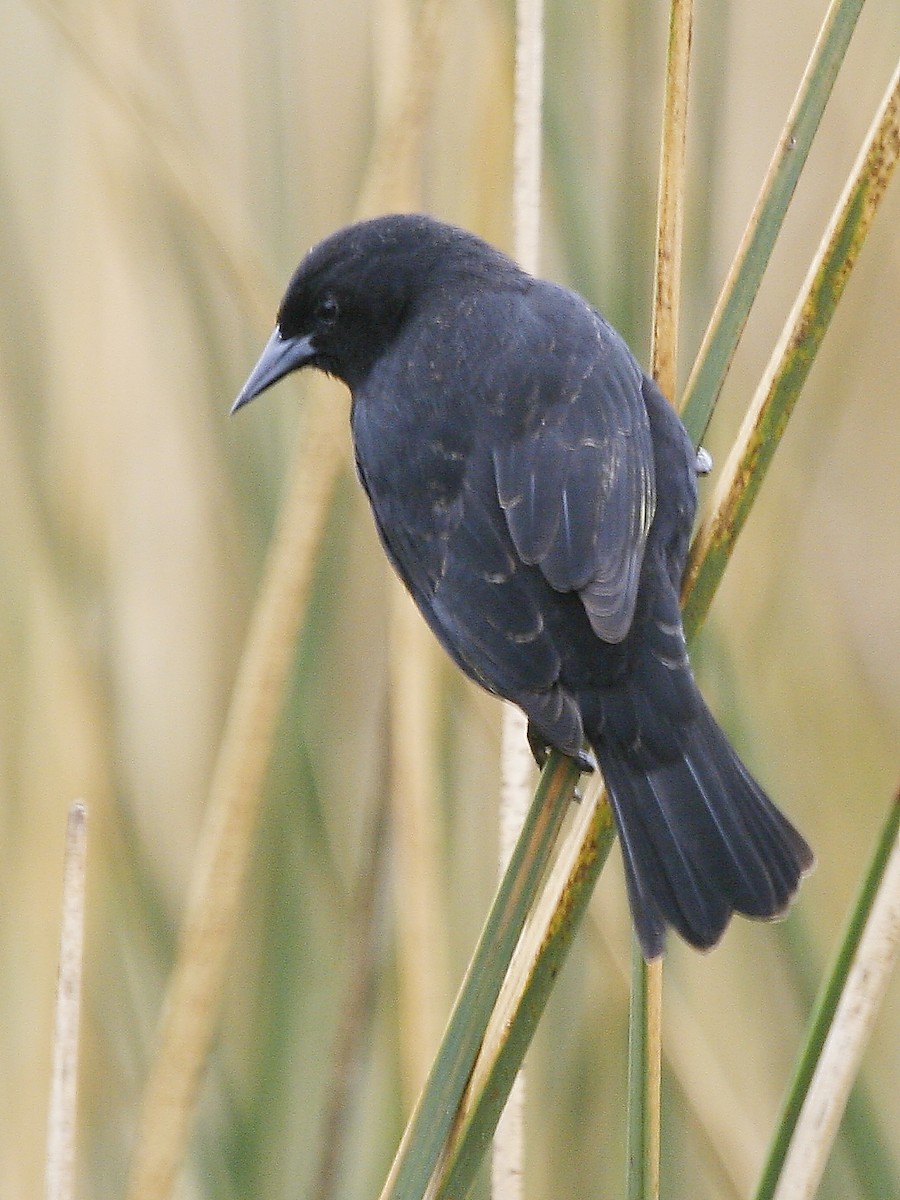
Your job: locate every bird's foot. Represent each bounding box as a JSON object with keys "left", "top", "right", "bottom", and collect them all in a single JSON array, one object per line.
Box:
[
  {"left": 695, "top": 446, "right": 713, "bottom": 475},
  {"left": 526, "top": 723, "right": 551, "bottom": 768},
  {"left": 526, "top": 721, "right": 596, "bottom": 776}
]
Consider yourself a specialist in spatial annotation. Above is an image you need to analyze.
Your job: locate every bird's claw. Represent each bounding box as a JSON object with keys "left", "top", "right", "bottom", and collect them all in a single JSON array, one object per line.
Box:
[
  {"left": 526, "top": 724, "right": 596, "bottom": 776},
  {"left": 570, "top": 746, "right": 597, "bottom": 774}
]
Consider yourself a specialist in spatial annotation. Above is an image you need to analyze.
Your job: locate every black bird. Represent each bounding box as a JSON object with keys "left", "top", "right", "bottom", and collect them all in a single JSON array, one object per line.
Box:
[{"left": 234, "top": 213, "right": 812, "bottom": 958}]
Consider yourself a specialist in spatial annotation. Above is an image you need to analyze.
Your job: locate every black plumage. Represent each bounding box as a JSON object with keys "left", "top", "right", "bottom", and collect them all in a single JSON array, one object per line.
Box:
[{"left": 234, "top": 213, "right": 812, "bottom": 958}]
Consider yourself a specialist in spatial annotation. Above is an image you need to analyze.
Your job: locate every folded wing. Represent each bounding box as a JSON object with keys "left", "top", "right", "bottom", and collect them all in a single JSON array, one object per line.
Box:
[{"left": 493, "top": 303, "right": 656, "bottom": 643}]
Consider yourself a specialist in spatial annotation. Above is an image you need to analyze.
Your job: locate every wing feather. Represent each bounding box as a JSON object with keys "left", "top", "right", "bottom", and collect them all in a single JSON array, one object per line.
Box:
[
  {"left": 494, "top": 297, "right": 656, "bottom": 643},
  {"left": 432, "top": 480, "right": 560, "bottom": 693}
]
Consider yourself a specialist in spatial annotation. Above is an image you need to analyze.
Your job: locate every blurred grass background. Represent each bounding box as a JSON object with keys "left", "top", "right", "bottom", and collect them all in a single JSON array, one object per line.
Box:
[{"left": 1, "top": 1, "right": 898, "bottom": 1198}]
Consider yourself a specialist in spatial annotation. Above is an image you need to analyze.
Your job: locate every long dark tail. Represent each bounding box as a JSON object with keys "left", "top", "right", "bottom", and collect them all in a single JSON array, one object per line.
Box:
[{"left": 593, "top": 699, "right": 813, "bottom": 959}]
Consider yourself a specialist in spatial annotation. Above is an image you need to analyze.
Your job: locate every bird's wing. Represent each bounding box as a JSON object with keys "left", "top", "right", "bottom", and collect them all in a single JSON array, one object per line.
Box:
[
  {"left": 429, "top": 474, "right": 560, "bottom": 692},
  {"left": 492, "top": 305, "right": 656, "bottom": 643},
  {"left": 427, "top": 471, "right": 586, "bottom": 754},
  {"left": 356, "top": 437, "right": 586, "bottom": 756}
]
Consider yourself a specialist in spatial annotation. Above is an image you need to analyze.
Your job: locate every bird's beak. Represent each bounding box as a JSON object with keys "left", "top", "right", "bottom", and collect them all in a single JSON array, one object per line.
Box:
[{"left": 232, "top": 328, "right": 316, "bottom": 413}]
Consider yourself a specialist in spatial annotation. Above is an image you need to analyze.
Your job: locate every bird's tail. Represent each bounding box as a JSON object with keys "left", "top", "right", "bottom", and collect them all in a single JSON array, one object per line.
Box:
[{"left": 592, "top": 699, "right": 813, "bottom": 959}]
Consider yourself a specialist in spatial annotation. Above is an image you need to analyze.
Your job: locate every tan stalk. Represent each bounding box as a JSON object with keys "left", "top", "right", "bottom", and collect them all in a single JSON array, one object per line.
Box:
[
  {"left": 45, "top": 803, "right": 88, "bottom": 1200},
  {"left": 375, "top": 0, "right": 454, "bottom": 1113},
  {"left": 628, "top": 4, "right": 693, "bottom": 1199},
  {"left": 773, "top": 829, "right": 900, "bottom": 1200},
  {"left": 124, "top": 3, "right": 454, "bottom": 1196},
  {"left": 496, "top": 0, "right": 546, "bottom": 1195},
  {"left": 389, "top": 587, "right": 451, "bottom": 1101}
]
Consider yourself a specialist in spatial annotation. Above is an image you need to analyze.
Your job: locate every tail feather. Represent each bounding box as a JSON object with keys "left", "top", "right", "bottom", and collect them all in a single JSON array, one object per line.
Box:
[
  {"left": 723, "top": 752, "right": 814, "bottom": 899},
  {"left": 678, "top": 720, "right": 779, "bottom": 914},
  {"left": 658, "top": 760, "right": 770, "bottom": 916},
  {"left": 602, "top": 756, "right": 732, "bottom": 955},
  {"left": 593, "top": 701, "right": 813, "bottom": 959}
]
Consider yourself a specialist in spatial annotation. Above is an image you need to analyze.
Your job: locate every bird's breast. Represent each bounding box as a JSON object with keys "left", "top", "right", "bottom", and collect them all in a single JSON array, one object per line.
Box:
[{"left": 350, "top": 382, "right": 475, "bottom": 550}]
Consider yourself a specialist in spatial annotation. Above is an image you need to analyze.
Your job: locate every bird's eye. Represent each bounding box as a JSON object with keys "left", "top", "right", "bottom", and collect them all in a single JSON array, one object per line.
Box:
[{"left": 316, "top": 294, "right": 339, "bottom": 326}]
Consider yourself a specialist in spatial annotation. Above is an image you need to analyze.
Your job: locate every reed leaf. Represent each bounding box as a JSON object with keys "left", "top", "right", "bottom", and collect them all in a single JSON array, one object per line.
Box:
[
  {"left": 679, "top": 0, "right": 866, "bottom": 446},
  {"left": 431, "top": 781, "right": 616, "bottom": 1200},
  {"left": 378, "top": 754, "right": 582, "bottom": 1200},
  {"left": 682, "top": 59, "right": 900, "bottom": 638},
  {"left": 756, "top": 794, "right": 900, "bottom": 1200}
]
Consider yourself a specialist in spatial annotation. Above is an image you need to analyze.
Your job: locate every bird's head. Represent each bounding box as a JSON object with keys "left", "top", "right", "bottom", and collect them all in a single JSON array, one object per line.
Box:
[
  {"left": 236, "top": 216, "right": 443, "bottom": 410},
  {"left": 233, "top": 214, "right": 523, "bottom": 412}
]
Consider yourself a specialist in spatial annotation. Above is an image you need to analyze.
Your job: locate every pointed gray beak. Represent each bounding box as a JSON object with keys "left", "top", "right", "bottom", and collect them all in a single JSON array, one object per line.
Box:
[{"left": 232, "top": 329, "right": 316, "bottom": 413}]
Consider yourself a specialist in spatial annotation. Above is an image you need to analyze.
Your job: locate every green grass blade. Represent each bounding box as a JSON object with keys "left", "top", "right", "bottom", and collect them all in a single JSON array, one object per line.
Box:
[
  {"left": 754, "top": 794, "right": 900, "bottom": 1200},
  {"left": 378, "top": 752, "right": 581, "bottom": 1200},
  {"left": 682, "top": 60, "right": 900, "bottom": 640},
  {"left": 679, "top": 0, "right": 865, "bottom": 446},
  {"left": 432, "top": 785, "right": 616, "bottom": 1200}
]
